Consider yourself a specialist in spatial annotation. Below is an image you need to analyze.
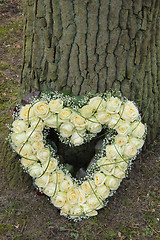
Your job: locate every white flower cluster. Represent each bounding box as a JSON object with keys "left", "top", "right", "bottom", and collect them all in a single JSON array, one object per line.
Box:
[{"left": 10, "top": 93, "right": 146, "bottom": 220}]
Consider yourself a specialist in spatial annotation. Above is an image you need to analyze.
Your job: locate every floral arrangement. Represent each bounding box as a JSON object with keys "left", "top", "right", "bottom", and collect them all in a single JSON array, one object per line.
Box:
[{"left": 10, "top": 91, "right": 146, "bottom": 220}]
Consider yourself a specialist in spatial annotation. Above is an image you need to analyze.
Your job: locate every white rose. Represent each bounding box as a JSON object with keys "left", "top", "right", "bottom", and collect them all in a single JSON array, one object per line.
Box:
[
  {"left": 79, "top": 105, "right": 93, "bottom": 118},
  {"left": 116, "top": 120, "right": 131, "bottom": 136},
  {"left": 106, "top": 144, "right": 121, "bottom": 159},
  {"left": 70, "top": 204, "right": 84, "bottom": 217},
  {"left": 43, "top": 182, "right": 58, "bottom": 197},
  {"left": 78, "top": 189, "right": 86, "bottom": 205},
  {"left": 30, "top": 118, "right": 44, "bottom": 131},
  {"left": 116, "top": 158, "right": 128, "bottom": 171},
  {"left": 96, "top": 184, "right": 110, "bottom": 199},
  {"left": 94, "top": 172, "right": 106, "bottom": 186},
  {"left": 67, "top": 188, "right": 79, "bottom": 205},
  {"left": 106, "top": 97, "right": 122, "bottom": 113},
  {"left": 12, "top": 120, "right": 28, "bottom": 133},
  {"left": 83, "top": 204, "right": 98, "bottom": 216},
  {"left": 49, "top": 99, "right": 63, "bottom": 113},
  {"left": 71, "top": 113, "right": 87, "bottom": 130},
  {"left": 95, "top": 112, "right": 111, "bottom": 124},
  {"left": 19, "top": 104, "right": 35, "bottom": 120},
  {"left": 123, "top": 143, "right": 137, "bottom": 158},
  {"left": 60, "top": 202, "right": 72, "bottom": 216},
  {"left": 113, "top": 167, "right": 125, "bottom": 179},
  {"left": 105, "top": 175, "right": 121, "bottom": 190},
  {"left": 17, "top": 142, "right": 33, "bottom": 156},
  {"left": 44, "top": 114, "right": 62, "bottom": 129},
  {"left": 70, "top": 131, "right": 84, "bottom": 146},
  {"left": 108, "top": 114, "right": 120, "bottom": 129},
  {"left": 120, "top": 101, "right": 139, "bottom": 122},
  {"left": 51, "top": 191, "right": 67, "bottom": 208},
  {"left": 88, "top": 97, "right": 107, "bottom": 112},
  {"left": 11, "top": 132, "right": 27, "bottom": 146},
  {"left": 37, "top": 148, "right": 50, "bottom": 162},
  {"left": 129, "top": 137, "right": 144, "bottom": 149},
  {"left": 50, "top": 170, "right": 65, "bottom": 183},
  {"left": 28, "top": 163, "right": 43, "bottom": 178},
  {"left": 130, "top": 121, "right": 146, "bottom": 138},
  {"left": 81, "top": 180, "right": 95, "bottom": 195},
  {"left": 34, "top": 172, "right": 50, "bottom": 188},
  {"left": 59, "top": 108, "right": 72, "bottom": 120},
  {"left": 21, "top": 155, "right": 37, "bottom": 168},
  {"left": 42, "top": 157, "right": 58, "bottom": 173},
  {"left": 60, "top": 122, "right": 74, "bottom": 138},
  {"left": 115, "top": 135, "right": 128, "bottom": 147},
  {"left": 33, "top": 101, "right": 49, "bottom": 119},
  {"left": 32, "top": 141, "right": 44, "bottom": 153},
  {"left": 87, "top": 117, "right": 102, "bottom": 134},
  {"left": 59, "top": 175, "right": 73, "bottom": 192},
  {"left": 97, "top": 157, "right": 115, "bottom": 175},
  {"left": 26, "top": 128, "right": 43, "bottom": 142},
  {"left": 86, "top": 194, "right": 101, "bottom": 209}
]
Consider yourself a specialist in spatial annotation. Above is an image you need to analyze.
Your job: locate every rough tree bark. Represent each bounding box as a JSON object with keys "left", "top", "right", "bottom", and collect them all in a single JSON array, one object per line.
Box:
[{"left": 21, "top": 0, "right": 160, "bottom": 142}]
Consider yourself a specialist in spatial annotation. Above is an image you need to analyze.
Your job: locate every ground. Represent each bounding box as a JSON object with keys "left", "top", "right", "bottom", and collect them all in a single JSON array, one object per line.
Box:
[{"left": 0, "top": 1, "right": 160, "bottom": 240}]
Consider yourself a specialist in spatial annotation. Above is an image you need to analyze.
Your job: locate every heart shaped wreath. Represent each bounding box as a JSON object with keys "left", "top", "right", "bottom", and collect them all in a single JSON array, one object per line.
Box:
[{"left": 10, "top": 91, "right": 146, "bottom": 220}]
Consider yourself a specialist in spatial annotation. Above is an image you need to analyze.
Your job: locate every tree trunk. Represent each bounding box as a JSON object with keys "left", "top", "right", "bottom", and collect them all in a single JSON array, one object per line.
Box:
[{"left": 21, "top": 0, "right": 160, "bottom": 143}]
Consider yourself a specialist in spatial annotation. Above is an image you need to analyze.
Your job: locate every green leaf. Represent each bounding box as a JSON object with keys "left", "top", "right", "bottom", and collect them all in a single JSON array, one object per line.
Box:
[
  {"left": 64, "top": 163, "right": 74, "bottom": 175},
  {"left": 60, "top": 226, "right": 66, "bottom": 231},
  {"left": 59, "top": 90, "right": 73, "bottom": 96}
]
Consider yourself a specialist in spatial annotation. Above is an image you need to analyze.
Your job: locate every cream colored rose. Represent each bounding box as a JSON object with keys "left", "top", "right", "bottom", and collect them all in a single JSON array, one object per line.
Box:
[
  {"left": 123, "top": 143, "right": 137, "bottom": 158},
  {"left": 30, "top": 118, "right": 44, "bottom": 131},
  {"left": 95, "top": 112, "right": 111, "bottom": 124},
  {"left": 60, "top": 202, "right": 71, "bottom": 216},
  {"left": 35, "top": 172, "right": 50, "bottom": 188},
  {"left": 50, "top": 170, "right": 65, "bottom": 183},
  {"left": 26, "top": 128, "right": 43, "bottom": 142},
  {"left": 79, "top": 105, "right": 93, "bottom": 118},
  {"left": 130, "top": 121, "right": 146, "bottom": 138},
  {"left": 96, "top": 184, "right": 110, "bottom": 199},
  {"left": 120, "top": 101, "right": 139, "bottom": 122},
  {"left": 106, "top": 97, "right": 122, "bottom": 113},
  {"left": 97, "top": 157, "right": 115, "bottom": 175},
  {"left": 28, "top": 163, "right": 43, "bottom": 178},
  {"left": 78, "top": 189, "right": 86, "bottom": 205},
  {"left": 49, "top": 99, "right": 63, "bottom": 113},
  {"left": 33, "top": 101, "right": 49, "bottom": 119},
  {"left": 11, "top": 132, "right": 27, "bottom": 146},
  {"left": 83, "top": 205, "right": 98, "bottom": 217},
  {"left": 71, "top": 113, "right": 87, "bottom": 130},
  {"left": 129, "top": 137, "right": 144, "bottom": 149},
  {"left": 108, "top": 114, "right": 120, "bottom": 129},
  {"left": 86, "top": 194, "right": 101, "bottom": 209},
  {"left": 59, "top": 108, "right": 72, "bottom": 120},
  {"left": 116, "top": 158, "right": 128, "bottom": 171},
  {"left": 106, "top": 144, "right": 121, "bottom": 159},
  {"left": 81, "top": 181, "right": 95, "bottom": 195},
  {"left": 60, "top": 122, "right": 74, "bottom": 138},
  {"left": 87, "top": 117, "right": 102, "bottom": 134},
  {"left": 67, "top": 188, "right": 79, "bottom": 205},
  {"left": 94, "top": 172, "right": 106, "bottom": 186},
  {"left": 12, "top": 120, "right": 28, "bottom": 133},
  {"left": 105, "top": 175, "right": 121, "bottom": 190},
  {"left": 19, "top": 104, "right": 35, "bottom": 120},
  {"left": 43, "top": 182, "right": 57, "bottom": 197},
  {"left": 70, "top": 204, "right": 83, "bottom": 217},
  {"left": 115, "top": 135, "right": 128, "bottom": 147},
  {"left": 21, "top": 155, "right": 37, "bottom": 168},
  {"left": 43, "top": 157, "right": 58, "bottom": 173},
  {"left": 113, "top": 167, "right": 125, "bottom": 179},
  {"left": 17, "top": 142, "right": 33, "bottom": 156},
  {"left": 116, "top": 120, "right": 130, "bottom": 136},
  {"left": 37, "top": 148, "right": 50, "bottom": 162},
  {"left": 32, "top": 141, "right": 44, "bottom": 153},
  {"left": 70, "top": 131, "right": 84, "bottom": 146},
  {"left": 59, "top": 175, "right": 73, "bottom": 192},
  {"left": 51, "top": 191, "right": 67, "bottom": 208},
  {"left": 44, "top": 114, "right": 62, "bottom": 129},
  {"left": 88, "top": 96, "right": 107, "bottom": 112}
]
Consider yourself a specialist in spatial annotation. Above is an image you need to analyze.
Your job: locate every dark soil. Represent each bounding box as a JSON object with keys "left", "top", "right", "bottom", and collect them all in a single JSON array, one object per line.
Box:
[{"left": 0, "top": 1, "right": 160, "bottom": 240}]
